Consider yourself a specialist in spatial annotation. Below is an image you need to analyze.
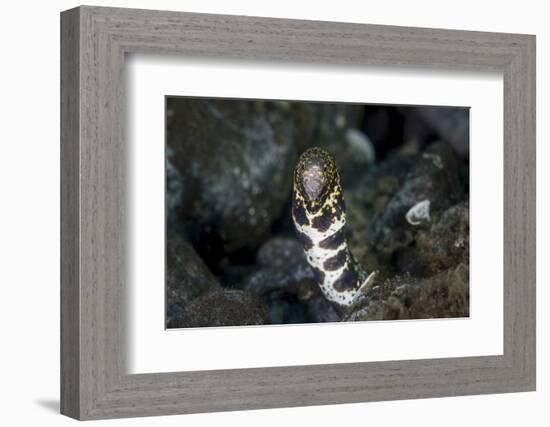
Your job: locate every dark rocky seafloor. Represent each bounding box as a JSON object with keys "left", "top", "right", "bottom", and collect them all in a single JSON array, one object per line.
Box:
[{"left": 165, "top": 98, "right": 470, "bottom": 328}]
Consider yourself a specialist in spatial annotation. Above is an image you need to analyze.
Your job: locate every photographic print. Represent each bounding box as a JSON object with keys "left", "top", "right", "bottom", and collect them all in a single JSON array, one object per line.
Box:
[{"left": 165, "top": 97, "right": 470, "bottom": 329}]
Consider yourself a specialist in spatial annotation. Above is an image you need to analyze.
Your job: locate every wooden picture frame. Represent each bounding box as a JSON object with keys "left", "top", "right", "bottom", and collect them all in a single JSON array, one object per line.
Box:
[{"left": 60, "top": 5, "right": 536, "bottom": 420}]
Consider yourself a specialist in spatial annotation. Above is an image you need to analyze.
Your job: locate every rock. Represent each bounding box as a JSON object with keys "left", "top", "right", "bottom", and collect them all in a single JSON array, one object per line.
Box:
[
  {"left": 165, "top": 233, "right": 221, "bottom": 327},
  {"left": 266, "top": 290, "right": 311, "bottom": 325},
  {"left": 307, "top": 298, "right": 341, "bottom": 323},
  {"left": 256, "top": 236, "right": 306, "bottom": 269},
  {"left": 396, "top": 202, "right": 469, "bottom": 276},
  {"left": 345, "top": 128, "right": 376, "bottom": 164},
  {"left": 167, "top": 98, "right": 310, "bottom": 253},
  {"left": 165, "top": 154, "right": 184, "bottom": 226},
  {"left": 240, "top": 265, "right": 315, "bottom": 297},
  {"left": 240, "top": 237, "right": 315, "bottom": 295},
  {"left": 369, "top": 142, "right": 463, "bottom": 255},
  {"left": 345, "top": 263, "right": 469, "bottom": 321},
  {"left": 169, "top": 289, "right": 270, "bottom": 328}
]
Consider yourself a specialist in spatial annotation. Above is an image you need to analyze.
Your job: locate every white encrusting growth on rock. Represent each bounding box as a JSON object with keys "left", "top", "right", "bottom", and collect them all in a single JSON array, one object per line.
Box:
[{"left": 406, "top": 199, "right": 431, "bottom": 226}]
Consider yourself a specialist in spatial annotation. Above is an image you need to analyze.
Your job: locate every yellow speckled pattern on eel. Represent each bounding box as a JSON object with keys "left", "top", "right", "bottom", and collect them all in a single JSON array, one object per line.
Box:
[{"left": 292, "top": 147, "right": 375, "bottom": 307}]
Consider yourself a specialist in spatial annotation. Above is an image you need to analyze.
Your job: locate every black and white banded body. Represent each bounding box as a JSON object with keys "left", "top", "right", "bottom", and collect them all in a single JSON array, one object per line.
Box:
[{"left": 292, "top": 147, "right": 375, "bottom": 308}]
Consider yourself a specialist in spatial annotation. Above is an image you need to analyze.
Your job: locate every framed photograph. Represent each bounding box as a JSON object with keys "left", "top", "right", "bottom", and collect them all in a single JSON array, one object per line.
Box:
[{"left": 60, "top": 6, "right": 536, "bottom": 420}]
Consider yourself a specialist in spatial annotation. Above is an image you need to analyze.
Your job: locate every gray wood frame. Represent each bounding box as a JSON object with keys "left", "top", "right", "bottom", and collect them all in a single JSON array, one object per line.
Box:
[{"left": 60, "top": 5, "right": 536, "bottom": 420}]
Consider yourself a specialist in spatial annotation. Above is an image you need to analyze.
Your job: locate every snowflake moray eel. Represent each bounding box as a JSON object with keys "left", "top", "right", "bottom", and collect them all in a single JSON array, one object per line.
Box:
[{"left": 292, "top": 147, "right": 376, "bottom": 309}]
